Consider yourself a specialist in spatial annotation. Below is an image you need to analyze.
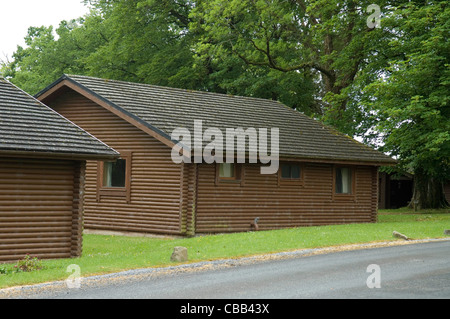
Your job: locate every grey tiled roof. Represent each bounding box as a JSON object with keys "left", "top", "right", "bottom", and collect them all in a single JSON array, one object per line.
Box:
[
  {"left": 0, "top": 78, "right": 119, "bottom": 158},
  {"left": 39, "top": 74, "right": 396, "bottom": 165}
]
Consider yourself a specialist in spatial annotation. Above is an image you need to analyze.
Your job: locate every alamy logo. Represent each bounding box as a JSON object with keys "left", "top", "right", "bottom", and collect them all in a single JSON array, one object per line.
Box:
[
  {"left": 366, "top": 264, "right": 381, "bottom": 289},
  {"left": 170, "top": 120, "right": 280, "bottom": 175},
  {"left": 66, "top": 264, "right": 81, "bottom": 289},
  {"left": 367, "top": 4, "right": 382, "bottom": 29}
]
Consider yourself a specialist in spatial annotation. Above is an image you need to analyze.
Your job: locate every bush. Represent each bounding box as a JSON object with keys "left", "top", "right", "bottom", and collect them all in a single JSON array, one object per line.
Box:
[
  {"left": 14, "top": 255, "right": 44, "bottom": 273},
  {"left": 0, "top": 266, "right": 13, "bottom": 275}
]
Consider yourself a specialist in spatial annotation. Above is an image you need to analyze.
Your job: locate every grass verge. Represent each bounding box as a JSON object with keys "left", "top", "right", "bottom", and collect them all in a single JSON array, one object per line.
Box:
[{"left": 1, "top": 208, "right": 449, "bottom": 289}]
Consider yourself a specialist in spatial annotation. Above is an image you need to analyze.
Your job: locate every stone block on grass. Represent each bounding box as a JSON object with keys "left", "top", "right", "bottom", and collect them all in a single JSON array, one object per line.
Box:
[{"left": 171, "top": 246, "right": 188, "bottom": 262}]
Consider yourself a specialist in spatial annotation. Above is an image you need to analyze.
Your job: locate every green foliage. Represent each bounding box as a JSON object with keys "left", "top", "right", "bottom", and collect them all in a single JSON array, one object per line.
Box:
[
  {"left": 2, "top": 0, "right": 204, "bottom": 94},
  {"left": 362, "top": 1, "right": 450, "bottom": 183},
  {"left": 2, "top": 0, "right": 318, "bottom": 114},
  {"left": 0, "top": 255, "right": 45, "bottom": 275},
  {"left": 191, "top": 0, "right": 401, "bottom": 134},
  {"left": 14, "top": 255, "right": 44, "bottom": 273},
  {"left": 0, "top": 266, "right": 14, "bottom": 275},
  {"left": 83, "top": 0, "right": 201, "bottom": 88},
  {"left": 359, "top": 1, "right": 450, "bottom": 208},
  {"left": 1, "top": 16, "right": 108, "bottom": 94}
]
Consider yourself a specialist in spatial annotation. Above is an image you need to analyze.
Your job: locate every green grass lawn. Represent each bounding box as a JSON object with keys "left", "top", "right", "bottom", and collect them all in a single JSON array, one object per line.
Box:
[{"left": 1, "top": 208, "right": 449, "bottom": 289}]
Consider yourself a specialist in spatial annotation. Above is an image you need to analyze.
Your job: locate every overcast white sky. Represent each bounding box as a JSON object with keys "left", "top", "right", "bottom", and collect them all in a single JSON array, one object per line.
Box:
[{"left": 0, "top": 0, "right": 91, "bottom": 61}]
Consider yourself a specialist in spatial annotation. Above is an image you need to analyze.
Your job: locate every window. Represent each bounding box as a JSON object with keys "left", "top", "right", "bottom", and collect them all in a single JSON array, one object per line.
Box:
[
  {"left": 216, "top": 163, "right": 243, "bottom": 185},
  {"left": 335, "top": 167, "right": 352, "bottom": 194},
  {"left": 97, "top": 151, "right": 132, "bottom": 202},
  {"left": 280, "top": 164, "right": 301, "bottom": 179},
  {"left": 278, "top": 163, "right": 304, "bottom": 187},
  {"left": 103, "top": 159, "right": 126, "bottom": 188},
  {"left": 219, "top": 163, "right": 236, "bottom": 179}
]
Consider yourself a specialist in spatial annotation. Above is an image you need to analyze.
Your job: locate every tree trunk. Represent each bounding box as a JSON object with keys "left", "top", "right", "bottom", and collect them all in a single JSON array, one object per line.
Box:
[{"left": 409, "top": 170, "right": 449, "bottom": 209}]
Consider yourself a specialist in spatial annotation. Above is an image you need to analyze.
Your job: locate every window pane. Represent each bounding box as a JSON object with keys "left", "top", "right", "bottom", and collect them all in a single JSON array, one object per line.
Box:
[
  {"left": 281, "top": 164, "right": 291, "bottom": 179},
  {"left": 342, "top": 168, "right": 351, "bottom": 193},
  {"left": 336, "top": 168, "right": 343, "bottom": 193},
  {"left": 219, "top": 163, "right": 235, "bottom": 178},
  {"left": 336, "top": 168, "right": 352, "bottom": 194},
  {"left": 104, "top": 159, "right": 126, "bottom": 188},
  {"left": 291, "top": 165, "right": 300, "bottom": 179},
  {"left": 103, "top": 162, "right": 112, "bottom": 187},
  {"left": 281, "top": 164, "right": 300, "bottom": 179}
]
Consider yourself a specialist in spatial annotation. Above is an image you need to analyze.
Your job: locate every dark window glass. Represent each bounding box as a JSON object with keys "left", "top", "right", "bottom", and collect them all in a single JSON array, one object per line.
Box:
[
  {"left": 281, "top": 164, "right": 291, "bottom": 179},
  {"left": 281, "top": 164, "right": 301, "bottom": 179},
  {"left": 336, "top": 167, "right": 352, "bottom": 194},
  {"left": 291, "top": 165, "right": 300, "bottom": 179},
  {"left": 103, "top": 159, "right": 126, "bottom": 188},
  {"left": 336, "top": 168, "right": 343, "bottom": 193}
]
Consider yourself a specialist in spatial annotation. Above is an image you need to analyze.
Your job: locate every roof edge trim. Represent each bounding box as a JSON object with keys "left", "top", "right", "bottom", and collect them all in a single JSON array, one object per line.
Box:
[{"left": 0, "top": 149, "right": 120, "bottom": 161}]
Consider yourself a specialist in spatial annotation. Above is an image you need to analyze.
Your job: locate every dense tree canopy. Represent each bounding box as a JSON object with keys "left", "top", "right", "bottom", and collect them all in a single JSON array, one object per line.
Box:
[
  {"left": 192, "top": 0, "right": 391, "bottom": 132},
  {"left": 362, "top": 1, "right": 449, "bottom": 208},
  {"left": 1, "top": 0, "right": 448, "bottom": 207}
]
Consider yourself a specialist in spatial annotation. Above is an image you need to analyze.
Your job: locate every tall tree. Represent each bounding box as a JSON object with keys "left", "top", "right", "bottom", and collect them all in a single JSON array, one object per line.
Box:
[
  {"left": 2, "top": 0, "right": 317, "bottom": 111},
  {"left": 82, "top": 0, "right": 203, "bottom": 88},
  {"left": 0, "top": 14, "right": 110, "bottom": 94},
  {"left": 190, "top": 0, "right": 395, "bottom": 134},
  {"left": 84, "top": 0, "right": 317, "bottom": 106},
  {"left": 2, "top": 0, "right": 204, "bottom": 94},
  {"left": 362, "top": 1, "right": 450, "bottom": 208}
]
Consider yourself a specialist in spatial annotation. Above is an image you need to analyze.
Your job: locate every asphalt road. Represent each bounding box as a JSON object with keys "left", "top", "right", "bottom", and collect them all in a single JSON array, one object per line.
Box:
[{"left": 4, "top": 240, "right": 450, "bottom": 300}]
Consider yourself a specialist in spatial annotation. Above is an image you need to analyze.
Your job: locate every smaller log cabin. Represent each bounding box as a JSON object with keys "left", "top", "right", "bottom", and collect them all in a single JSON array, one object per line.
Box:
[
  {"left": 378, "top": 172, "right": 414, "bottom": 209},
  {"left": 445, "top": 183, "right": 450, "bottom": 204},
  {"left": 37, "top": 75, "right": 397, "bottom": 236},
  {"left": 0, "top": 78, "right": 118, "bottom": 263}
]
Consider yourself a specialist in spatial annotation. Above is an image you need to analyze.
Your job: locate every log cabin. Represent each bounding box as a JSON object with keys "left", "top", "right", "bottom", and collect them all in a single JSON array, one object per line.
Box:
[
  {"left": 378, "top": 172, "right": 414, "bottom": 209},
  {"left": 37, "top": 74, "right": 397, "bottom": 236},
  {"left": 445, "top": 183, "right": 450, "bottom": 204},
  {"left": 0, "top": 78, "right": 118, "bottom": 263}
]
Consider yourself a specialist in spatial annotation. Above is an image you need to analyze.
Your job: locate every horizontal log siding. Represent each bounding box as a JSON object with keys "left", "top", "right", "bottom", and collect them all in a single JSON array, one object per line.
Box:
[
  {"left": 444, "top": 183, "right": 450, "bottom": 204},
  {"left": 180, "top": 163, "right": 197, "bottom": 236},
  {"left": 71, "top": 161, "right": 85, "bottom": 258},
  {"left": 0, "top": 158, "right": 78, "bottom": 263},
  {"left": 196, "top": 163, "right": 378, "bottom": 233},
  {"left": 50, "top": 90, "right": 183, "bottom": 235}
]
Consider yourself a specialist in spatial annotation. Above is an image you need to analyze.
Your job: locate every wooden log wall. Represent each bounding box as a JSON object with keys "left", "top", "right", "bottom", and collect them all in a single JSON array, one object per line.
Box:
[
  {"left": 195, "top": 163, "right": 379, "bottom": 233},
  {"left": 0, "top": 158, "right": 81, "bottom": 263}
]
